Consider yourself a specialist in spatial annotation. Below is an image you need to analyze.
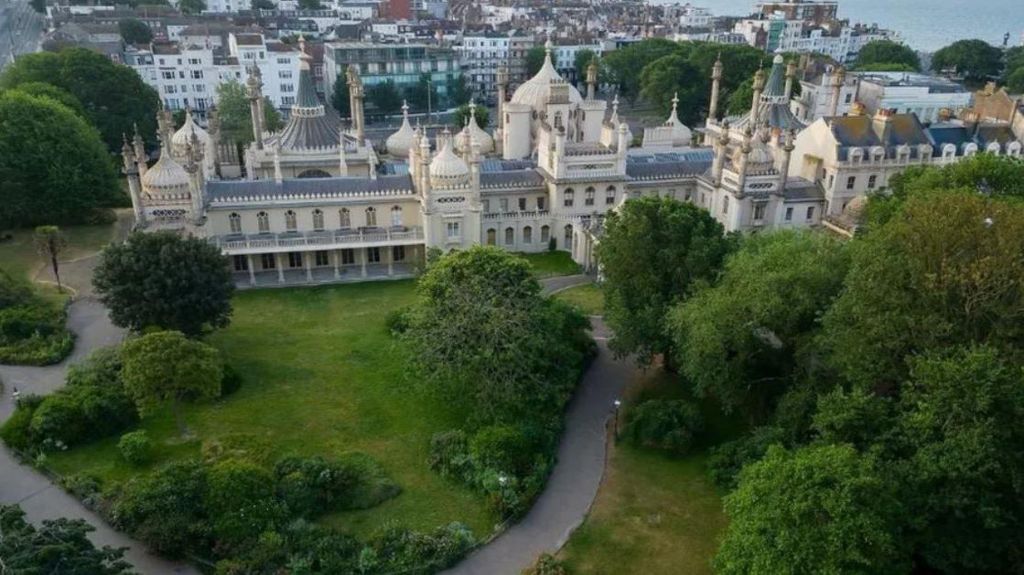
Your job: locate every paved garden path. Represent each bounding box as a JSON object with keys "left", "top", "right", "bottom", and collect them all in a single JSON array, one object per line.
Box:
[{"left": 442, "top": 277, "right": 637, "bottom": 575}]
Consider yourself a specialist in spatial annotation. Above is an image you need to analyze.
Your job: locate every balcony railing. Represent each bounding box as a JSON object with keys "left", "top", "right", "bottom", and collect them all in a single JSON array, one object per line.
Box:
[
  {"left": 209, "top": 226, "right": 425, "bottom": 253},
  {"left": 481, "top": 210, "right": 550, "bottom": 221}
]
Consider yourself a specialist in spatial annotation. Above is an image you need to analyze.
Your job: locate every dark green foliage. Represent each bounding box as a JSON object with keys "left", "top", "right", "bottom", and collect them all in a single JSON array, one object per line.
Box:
[
  {"left": 811, "top": 387, "right": 893, "bottom": 450},
  {"left": 854, "top": 40, "right": 920, "bottom": 71},
  {"left": 220, "top": 364, "right": 243, "bottom": 396},
  {"left": 639, "top": 54, "right": 702, "bottom": 118},
  {"left": 383, "top": 305, "right": 412, "bottom": 335},
  {"left": 94, "top": 232, "right": 235, "bottom": 337},
  {"left": 524, "top": 553, "right": 568, "bottom": 575},
  {"left": 5, "top": 81, "right": 87, "bottom": 118},
  {"left": 250, "top": 0, "right": 274, "bottom": 8},
  {"left": 1008, "top": 67, "right": 1024, "bottom": 94},
  {"left": 216, "top": 80, "right": 281, "bottom": 145},
  {"left": 23, "top": 347, "right": 137, "bottom": 451},
  {"left": 469, "top": 424, "right": 540, "bottom": 477},
  {"left": 707, "top": 426, "right": 785, "bottom": 490},
  {"left": 0, "top": 504, "right": 133, "bottom": 574},
  {"left": 428, "top": 429, "right": 471, "bottom": 480},
  {"left": 0, "top": 395, "right": 43, "bottom": 451},
  {"left": 0, "top": 47, "right": 160, "bottom": 150},
  {"left": 177, "top": 0, "right": 206, "bottom": 14},
  {"left": 931, "top": 38, "right": 1004, "bottom": 81},
  {"left": 206, "top": 459, "right": 288, "bottom": 548},
  {"left": 117, "top": 430, "right": 152, "bottom": 465},
  {"left": 361, "top": 522, "right": 475, "bottom": 575},
  {"left": 331, "top": 74, "right": 350, "bottom": 115},
  {"left": 211, "top": 520, "right": 361, "bottom": 574},
  {"left": 573, "top": 49, "right": 597, "bottom": 86},
  {"left": 402, "top": 74, "right": 437, "bottom": 112},
  {"left": 716, "top": 444, "right": 908, "bottom": 574},
  {"left": 622, "top": 399, "right": 703, "bottom": 455},
  {"left": 0, "top": 291, "right": 74, "bottom": 365},
  {"left": 599, "top": 196, "right": 732, "bottom": 366},
  {"left": 273, "top": 455, "right": 362, "bottom": 518},
  {"left": 525, "top": 46, "right": 546, "bottom": 77},
  {"left": 367, "top": 80, "right": 402, "bottom": 114},
  {"left": 118, "top": 18, "right": 153, "bottom": 45},
  {"left": 451, "top": 102, "right": 489, "bottom": 129},
  {"left": 297, "top": 0, "right": 321, "bottom": 9},
  {"left": 0, "top": 90, "right": 121, "bottom": 229}
]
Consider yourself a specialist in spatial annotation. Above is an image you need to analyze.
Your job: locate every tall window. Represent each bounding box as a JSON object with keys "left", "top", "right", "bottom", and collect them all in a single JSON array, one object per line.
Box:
[
  {"left": 365, "top": 207, "right": 377, "bottom": 227},
  {"left": 366, "top": 247, "right": 381, "bottom": 263},
  {"left": 868, "top": 175, "right": 878, "bottom": 189},
  {"left": 483, "top": 200, "right": 491, "bottom": 213},
  {"left": 505, "top": 227, "right": 514, "bottom": 245},
  {"left": 391, "top": 206, "right": 402, "bottom": 227},
  {"left": 753, "top": 203, "right": 766, "bottom": 221},
  {"left": 288, "top": 252, "right": 303, "bottom": 267},
  {"left": 229, "top": 212, "right": 242, "bottom": 234},
  {"left": 564, "top": 188, "right": 574, "bottom": 207},
  {"left": 564, "top": 225, "right": 573, "bottom": 248},
  {"left": 312, "top": 209, "right": 324, "bottom": 231},
  {"left": 606, "top": 186, "right": 616, "bottom": 205},
  {"left": 537, "top": 196, "right": 546, "bottom": 210},
  {"left": 261, "top": 253, "right": 276, "bottom": 269},
  {"left": 486, "top": 229, "right": 496, "bottom": 245},
  {"left": 541, "top": 225, "right": 550, "bottom": 243},
  {"left": 232, "top": 255, "right": 248, "bottom": 271},
  {"left": 523, "top": 226, "right": 533, "bottom": 244},
  {"left": 446, "top": 221, "right": 460, "bottom": 239},
  {"left": 846, "top": 176, "right": 856, "bottom": 190},
  {"left": 585, "top": 187, "right": 595, "bottom": 206},
  {"left": 392, "top": 245, "right": 406, "bottom": 262},
  {"left": 518, "top": 197, "right": 527, "bottom": 211},
  {"left": 500, "top": 198, "right": 509, "bottom": 212},
  {"left": 722, "top": 196, "right": 729, "bottom": 215},
  {"left": 285, "top": 210, "right": 297, "bottom": 231},
  {"left": 257, "top": 211, "right": 270, "bottom": 233},
  {"left": 339, "top": 208, "right": 351, "bottom": 228},
  {"left": 314, "top": 251, "right": 329, "bottom": 266},
  {"left": 785, "top": 207, "right": 793, "bottom": 221},
  {"left": 806, "top": 206, "right": 815, "bottom": 220},
  {"left": 341, "top": 249, "right": 355, "bottom": 265}
]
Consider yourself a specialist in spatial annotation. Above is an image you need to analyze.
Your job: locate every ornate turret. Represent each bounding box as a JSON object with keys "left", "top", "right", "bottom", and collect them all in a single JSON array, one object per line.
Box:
[
  {"left": 132, "top": 123, "right": 147, "bottom": 177},
  {"left": 245, "top": 65, "right": 265, "bottom": 150},
  {"left": 750, "top": 67, "right": 766, "bottom": 126},
  {"left": 386, "top": 100, "right": 416, "bottom": 158},
  {"left": 709, "top": 54, "right": 723, "bottom": 122},
  {"left": 347, "top": 64, "right": 366, "bottom": 146},
  {"left": 586, "top": 57, "right": 598, "bottom": 100},
  {"left": 122, "top": 134, "right": 146, "bottom": 227},
  {"left": 829, "top": 66, "right": 846, "bottom": 117}
]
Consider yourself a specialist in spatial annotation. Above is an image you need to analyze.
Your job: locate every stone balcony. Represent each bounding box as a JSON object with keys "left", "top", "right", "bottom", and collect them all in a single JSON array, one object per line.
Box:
[{"left": 209, "top": 226, "right": 425, "bottom": 255}]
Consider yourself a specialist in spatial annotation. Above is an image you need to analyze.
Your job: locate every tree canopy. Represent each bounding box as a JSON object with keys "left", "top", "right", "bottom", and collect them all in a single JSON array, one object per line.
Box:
[
  {"left": 0, "top": 504, "right": 133, "bottom": 573},
  {"left": 639, "top": 54, "right": 702, "bottom": 118},
  {"left": 93, "top": 231, "right": 235, "bottom": 337},
  {"left": 0, "top": 47, "right": 160, "bottom": 150},
  {"left": 331, "top": 75, "right": 351, "bottom": 116},
  {"left": 0, "top": 90, "right": 121, "bottom": 229},
  {"left": 931, "top": 39, "right": 1003, "bottom": 81},
  {"left": 178, "top": 0, "right": 206, "bottom": 14},
  {"left": 573, "top": 49, "right": 597, "bottom": 86},
  {"left": 853, "top": 40, "right": 920, "bottom": 71},
  {"left": 119, "top": 18, "right": 153, "bottom": 45},
  {"left": 451, "top": 103, "right": 489, "bottom": 129},
  {"left": 367, "top": 80, "right": 402, "bottom": 115},
  {"left": 215, "top": 79, "right": 281, "bottom": 145},
  {"left": 598, "top": 196, "right": 732, "bottom": 367},
  {"left": 525, "top": 46, "right": 547, "bottom": 78}
]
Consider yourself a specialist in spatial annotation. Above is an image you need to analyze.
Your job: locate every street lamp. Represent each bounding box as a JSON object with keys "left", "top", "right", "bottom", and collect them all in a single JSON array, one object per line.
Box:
[{"left": 612, "top": 399, "right": 622, "bottom": 441}]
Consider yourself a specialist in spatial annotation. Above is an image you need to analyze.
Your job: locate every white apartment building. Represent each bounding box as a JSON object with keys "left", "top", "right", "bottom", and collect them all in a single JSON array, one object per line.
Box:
[
  {"left": 203, "top": 0, "right": 251, "bottom": 13},
  {"left": 854, "top": 72, "right": 972, "bottom": 124},
  {"left": 455, "top": 32, "right": 536, "bottom": 102},
  {"left": 125, "top": 33, "right": 301, "bottom": 115},
  {"left": 677, "top": 4, "right": 713, "bottom": 28},
  {"left": 550, "top": 43, "right": 605, "bottom": 85}
]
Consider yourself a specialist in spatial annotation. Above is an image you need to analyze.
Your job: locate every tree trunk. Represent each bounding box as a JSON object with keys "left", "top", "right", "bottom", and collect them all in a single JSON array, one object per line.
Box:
[
  {"left": 172, "top": 398, "right": 189, "bottom": 437},
  {"left": 50, "top": 252, "right": 62, "bottom": 293}
]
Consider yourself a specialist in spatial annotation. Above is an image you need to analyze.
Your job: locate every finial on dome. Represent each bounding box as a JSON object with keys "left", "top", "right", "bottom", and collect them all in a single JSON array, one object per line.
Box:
[
  {"left": 469, "top": 98, "right": 476, "bottom": 118},
  {"left": 671, "top": 93, "right": 679, "bottom": 111},
  {"left": 402, "top": 99, "right": 409, "bottom": 116}
]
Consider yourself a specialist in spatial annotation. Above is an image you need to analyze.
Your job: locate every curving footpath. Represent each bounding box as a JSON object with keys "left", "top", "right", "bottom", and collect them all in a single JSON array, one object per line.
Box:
[{"left": 441, "top": 276, "right": 637, "bottom": 575}]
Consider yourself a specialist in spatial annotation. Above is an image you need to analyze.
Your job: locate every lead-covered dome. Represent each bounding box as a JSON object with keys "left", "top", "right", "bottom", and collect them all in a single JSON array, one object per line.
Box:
[
  {"left": 429, "top": 133, "right": 469, "bottom": 187},
  {"left": 171, "top": 108, "right": 211, "bottom": 155},
  {"left": 386, "top": 101, "right": 416, "bottom": 158},
  {"left": 142, "top": 147, "right": 190, "bottom": 195},
  {"left": 454, "top": 101, "right": 494, "bottom": 155},
  {"left": 510, "top": 40, "right": 582, "bottom": 112}
]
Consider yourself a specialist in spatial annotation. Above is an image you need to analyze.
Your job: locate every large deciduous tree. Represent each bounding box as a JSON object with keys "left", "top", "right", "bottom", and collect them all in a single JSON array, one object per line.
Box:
[
  {"left": 33, "top": 225, "right": 67, "bottom": 292},
  {"left": 0, "top": 504, "right": 133, "bottom": 573},
  {"left": 119, "top": 18, "right": 153, "bottom": 45},
  {"left": 0, "top": 48, "right": 160, "bottom": 150},
  {"left": 931, "top": 39, "right": 1003, "bottom": 81},
  {"left": 93, "top": 232, "right": 235, "bottom": 337},
  {"left": 525, "top": 46, "right": 547, "bottom": 78},
  {"left": 331, "top": 75, "right": 351, "bottom": 116},
  {"left": 639, "top": 54, "right": 702, "bottom": 118},
  {"left": 715, "top": 444, "right": 908, "bottom": 574},
  {"left": 671, "top": 231, "right": 849, "bottom": 419},
  {"left": 215, "top": 80, "right": 281, "bottom": 146},
  {"left": 0, "top": 91, "right": 121, "bottom": 229},
  {"left": 367, "top": 80, "right": 402, "bottom": 114},
  {"left": 853, "top": 40, "right": 920, "bottom": 71},
  {"left": 451, "top": 103, "right": 489, "bottom": 129},
  {"left": 599, "top": 196, "right": 732, "bottom": 368},
  {"left": 121, "top": 331, "right": 223, "bottom": 436}
]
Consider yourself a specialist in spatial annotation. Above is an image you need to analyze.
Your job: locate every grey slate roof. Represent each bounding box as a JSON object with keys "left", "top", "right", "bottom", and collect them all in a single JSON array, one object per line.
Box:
[
  {"left": 828, "top": 113, "right": 931, "bottom": 160},
  {"left": 627, "top": 149, "right": 714, "bottom": 180},
  {"left": 206, "top": 175, "right": 414, "bottom": 203},
  {"left": 479, "top": 170, "right": 545, "bottom": 189},
  {"left": 783, "top": 179, "right": 824, "bottom": 201}
]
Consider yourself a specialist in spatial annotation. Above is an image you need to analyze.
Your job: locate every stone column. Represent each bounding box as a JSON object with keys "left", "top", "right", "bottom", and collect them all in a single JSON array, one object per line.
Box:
[
  {"left": 708, "top": 56, "right": 723, "bottom": 122},
  {"left": 247, "top": 254, "right": 256, "bottom": 286},
  {"left": 386, "top": 245, "right": 394, "bottom": 276},
  {"left": 332, "top": 249, "right": 340, "bottom": 279},
  {"left": 276, "top": 253, "right": 285, "bottom": 283},
  {"left": 360, "top": 248, "right": 367, "bottom": 278},
  {"left": 304, "top": 251, "right": 313, "bottom": 282}
]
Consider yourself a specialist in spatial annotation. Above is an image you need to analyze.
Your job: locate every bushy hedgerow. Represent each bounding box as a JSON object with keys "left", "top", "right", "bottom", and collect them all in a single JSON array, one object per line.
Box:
[
  {"left": 524, "top": 553, "right": 569, "bottom": 575},
  {"left": 117, "top": 430, "right": 152, "bottom": 466},
  {"left": 707, "top": 426, "right": 786, "bottom": 490},
  {"left": 622, "top": 399, "right": 704, "bottom": 455},
  {"left": 0, "top": 271, "right": 74, "bottom": 365},
  {"left": 0, "top": 395, "right": 43, "bottom": 451}
]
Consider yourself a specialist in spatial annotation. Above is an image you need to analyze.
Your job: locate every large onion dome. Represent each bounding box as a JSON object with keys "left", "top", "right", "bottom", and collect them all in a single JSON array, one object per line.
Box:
[
  {"left": 510, "top": 39, "right": 582, "bottom": 112},
  {"left": 429, "top": 131, "right": 469, "bottom": 187},
  {"left": 386, "top": 101, "right": 416, "bottom": 158},
  {"left": 454, "top": 101, "right": 494, "bottom": 155}
]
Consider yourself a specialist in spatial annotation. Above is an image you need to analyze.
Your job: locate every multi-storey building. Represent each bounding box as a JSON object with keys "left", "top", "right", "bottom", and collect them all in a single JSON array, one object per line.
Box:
[
  {"left": 324, "top": 42, "right": 463, "bottom": 108},
  {"left": 756, "top": 1, "right": 839, "bottom": 25},
  {"left": 854, "top": 71, "right": 972, "bottom": 124},
  {"left": 455, "top": 32, "right": 535, "bottom": 103}
]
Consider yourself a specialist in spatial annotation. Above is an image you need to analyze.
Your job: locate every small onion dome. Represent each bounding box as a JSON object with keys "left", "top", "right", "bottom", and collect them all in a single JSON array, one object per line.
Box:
[
  {"left": 171, "top": 108, "right": 211, "bottom": 159},
  {"left": 454, "top": 101, "right": 494, "bottom": 155},
  {"left": 386, "top": 101, "right": 416, "bottom": 158},
  {"left": 510, "top": 38, "right": 582, "bottom": 112},
  {"left": 734, "top": 140, "right": 776, "bottom": 174},
  {"left": 429, "top": 132, "right": 469, "bottom": 187},
  {"left": 142, "top": 147, "right": 190, "bottom": 194}
]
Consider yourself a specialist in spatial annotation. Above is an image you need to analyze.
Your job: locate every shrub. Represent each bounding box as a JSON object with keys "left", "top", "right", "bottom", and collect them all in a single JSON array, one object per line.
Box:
[
  {"left": 206, "top": 459, "right": 288, "bottom": 548},
  {"left": 220, "top": 364, "right": 243, "bottom": 396},
  {"left": 469, "top": 424, "right": 538, "bottom": 477},
  {"left": 384, "top": 305, "right": 412, "bottom": 335},
  {"left": 366, "top": 522, "right": 475, "bottom": 574},
  {"left": 61, "top": 473, "right": 103, "bottom": 507},
  {"left": 707, "top": 426, "right": 785, "bottom": 490},
  {"left": 0, "top": 395, "right": 43, "bottom": 451},
  {"left": 622, "top": 399, "right": 704, "bottom": 454},
  {"left": 428, "top": 430, "right": 472, "bottom": 480},
  {"left": 274, "top": 455, "right": 361, "bottom": 518},
  {"left": 524, "top": 553, "right": 568, "bottom": 575},
  {"left": 118, "top": 430, "right": 152, "bottom": 465}
]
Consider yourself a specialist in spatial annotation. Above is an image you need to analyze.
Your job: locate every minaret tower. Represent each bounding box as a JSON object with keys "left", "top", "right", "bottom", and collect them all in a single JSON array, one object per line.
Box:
[
  {"left": 246, "top": 65, "right": 265, "bottom": 150},
  {"left": 708, "top": 54, "right": 723, "bottom": 122},
  {"left": 495, "top": 64, "right": 508, "bottom": 155},
  {"left": 750, "top": 67, "right": 766, "bottom": 127},
  {"left": 347, "top": 64, "right": 366, "bottom": 146},
  {"left": 586, "top": 57, "right": 598, "bottom": 100},
  {"left": 122, "top": 134, "right": 146, "bottom": 228}
]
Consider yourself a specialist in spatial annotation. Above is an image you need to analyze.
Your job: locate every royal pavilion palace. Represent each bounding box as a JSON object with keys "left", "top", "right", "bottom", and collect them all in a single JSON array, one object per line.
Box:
[{"left": 122, "top": 38, "right": 1023, "bottom": 288}]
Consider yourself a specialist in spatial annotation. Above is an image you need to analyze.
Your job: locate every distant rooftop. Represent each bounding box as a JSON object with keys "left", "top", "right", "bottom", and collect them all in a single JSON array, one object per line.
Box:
[{"left": 852, "top": 71, "right": 967, "bottom": 94}]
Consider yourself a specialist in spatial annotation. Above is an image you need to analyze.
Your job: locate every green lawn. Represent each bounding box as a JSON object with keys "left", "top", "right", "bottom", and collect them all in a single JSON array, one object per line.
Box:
[
  {"left": 553, "top": 283, "right": 604, "bottom": 315},
  {"left": 518, "top": 251, "right": 581, "bottom": 278},
  {"left": 46, "top": 281, "right": 496, "bottom": 538},
  {"left": 0, "top": 222, "right": 117, "bottom": 281},
  {"left": 558, "top": 373, "right": 743, "bottom": 574}
]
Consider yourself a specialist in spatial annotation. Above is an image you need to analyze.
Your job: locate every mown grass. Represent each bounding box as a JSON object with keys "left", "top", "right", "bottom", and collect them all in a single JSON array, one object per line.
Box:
[
  {"left": 553, "top": 283, "right": 604, "bottom": 315},
  {"left": 518, "top": 251, "right": 581, "bottom": 278},
  {"left": 0, "top": 223, "right": 117, "bottom": 281},
  {"left": 558, "top": 372, "right": 743, "bottom": 574},
  {"left": 46, "top": 280, "right": 496, "bottom": 538}
]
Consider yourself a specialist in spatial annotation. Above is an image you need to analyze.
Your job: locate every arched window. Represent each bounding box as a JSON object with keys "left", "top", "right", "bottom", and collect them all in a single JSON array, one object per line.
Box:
[
  {"left": 564, "top": 188, "right": 574, "bottom": 207},
  {"left": 523, "top": 226, "right": 533, "bottom": 244},
  {"left": 564, "top": 224, "right": 573, "bottom": 248},
  {"left": 722, "top": 196, "right": 729, "bottom": 215},
  {"left": 486, "top": 228, "right": 496, "bottom": 245},
  {"left": 605, "top": 186, "right": 616, "bottom": 205},
  {"left": 541, "top": 225, "right": 550, "bottom": 243},
  {"left": 365, "top": 206, "right": 377, "bottom": 227},
  {"left": 390, "top": 206, "right": 402, "bottom": 227},
  {"left": 257, "top": 211, "right": 270, "bottom": 233},
  {"left": 297, "top": 169, "right": 331, "bottom": 178},
  {"left": 585, "top": 186, "right": 595, "bottom": 206},
  {"left": 312, "top": 209, "right": 324, "bottom": 231},
  {"left": 229, "top": 212, "right": 242, "bottom": 234},
  {"left": 285, "top": 210, "right": 297, "bottom": 231},
  {"left": 986, "top": 142, "right": 1002, "bottom": 155},
  {"left": 505, "top": 227, "right": 514, "bottom": 245},
  {"left": 339, "top": 208, "right": 351, "bottom": 228}
]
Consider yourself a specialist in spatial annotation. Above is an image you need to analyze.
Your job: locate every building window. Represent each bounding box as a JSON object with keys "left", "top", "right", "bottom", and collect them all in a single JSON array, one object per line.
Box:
[
  {"left": 261, "top": 253, "right": 276, "bottom": 269},
  {"left": 232, "top": 255, "right": 248, "bottom": 271},
  {"left": 229, "top": 212, "right": 242, "bottom": 234},
  {"left": 483, "top": 200, "right": 490, "bottom": 213},
  {"left": 753, "top": 203, "right": 766, "bottom": 221},
  {"left": 564, "top": 224, "right": 573, "bottom": 248},
  {"left": 523, "top": 226, "right": 533, "bottom": 243},
  {"left": 518, "top": 197, "right": 527, "bottom": 211},
  {"left": 846, "top": 176, "right": 856, "bottom": 190},
  {"left": 312, "top": 209, "right": 324, "bottom": 231},
  {"left": 500, "top": 198, "right": 509, "bottom": 212},
  {"left": 541, "top": 225, "right": 550, "bottom": 243},
  {"left": 785, "top": 207, "right": 794, "bottom": 221},
  {"left": 288, "top": 252, "right": 303, "bottom": 268},
  {"left": 537, "top": 196, "right": 546, "bottom": 210},
  {"left": 486, "top": 229, "right": 496, "bottom": 244},
  {"left": 722, "top": 196, "right": 729, "bottom": 215},
  {"left": 285, "top": 210, "right": 297, "bottom": 231},
  {"left": 257, "top": 211, "right": 270, "bottom": 233},
  {"left": 806, "top": 206, "right": 815, "bottom": 220},
  {"left": 868, "top": 175, "right": 878, "bottom": 189},
  {"left": 366, "top": 247, "right": 381, "bottom": 263},
  {"left": 827, "top": 174, "right": 834, "bottom": 189},
  {"left": 341, "top": 249, "right": 355, "bottom": 265},
  {"left": 314, "top": 251, "right": 329, "bottom": 266},
  {"left": 365, "top": 207, "right": 377, "bottom": 227},
  {"left": 564, "top": 188, "right": 574, "bottom": 207},
  {"left": 392, "top": 245, "right": 406, "bottom": 262},
  {"left": 339, "top": 208, "right": 351, "bottom": 228},
  {"left": 606, "top": 186, "right": 616, "bottom": 205},
  {"left": 446, "top": 221, "right": 460, "bottom": 239},
  {"left": 390, "top": 206, "right": 402, "bottom": 227},
  {"left": 505, "top": 227, "right": 514, "bottom": 245},
  {"left": 585, "top": 187, "right": 595, "bottom": 206}
]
